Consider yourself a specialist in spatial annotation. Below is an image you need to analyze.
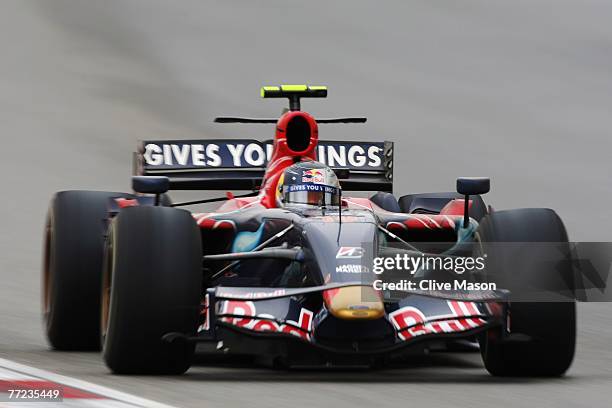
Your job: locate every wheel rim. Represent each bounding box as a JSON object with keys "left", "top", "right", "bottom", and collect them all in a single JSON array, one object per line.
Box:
[{"left": 101, "top": 229, "right": 113, "bottom": 341}]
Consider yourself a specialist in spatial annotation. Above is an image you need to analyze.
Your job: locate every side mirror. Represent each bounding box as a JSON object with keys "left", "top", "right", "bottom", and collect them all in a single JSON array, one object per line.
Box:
[
  {"left": 132, "top": 176, "right": 169, "bottom": 205},
  {"left": 456, "top": 177, "right": 490, "bottom": 228},
  {"left": 456, "top": 177, "right": 490, "bottom": 196}
]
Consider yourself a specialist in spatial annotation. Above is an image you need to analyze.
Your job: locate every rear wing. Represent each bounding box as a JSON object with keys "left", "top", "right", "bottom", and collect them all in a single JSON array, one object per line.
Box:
[{"left": 134, "top": 139, "right": 394, "bottom": 192}]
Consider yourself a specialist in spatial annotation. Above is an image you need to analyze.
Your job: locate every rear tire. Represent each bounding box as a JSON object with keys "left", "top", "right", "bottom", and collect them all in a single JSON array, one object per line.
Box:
[
  {"left": 477, "top": 208, "right": 576, "bottom": 376},
  {"left": 102, "top": 206, "right": 202, "bottom": 374},
  {"left": 43, "top": 190, "right": 127, "bottom": 350}
]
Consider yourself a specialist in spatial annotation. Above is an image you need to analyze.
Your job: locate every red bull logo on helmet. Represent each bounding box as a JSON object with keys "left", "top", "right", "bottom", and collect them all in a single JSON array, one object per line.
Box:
[{"left": 302, "top": 169, "right": 325, "bottom": 183}]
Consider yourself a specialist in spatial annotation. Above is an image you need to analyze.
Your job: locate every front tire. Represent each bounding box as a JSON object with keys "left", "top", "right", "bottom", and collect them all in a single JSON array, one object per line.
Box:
[
  {"left": 477, "top": 208, "right": 576, "bottom": 376},
  {"left": 102, "top": 206, "right": 202, "bottom": 374}
]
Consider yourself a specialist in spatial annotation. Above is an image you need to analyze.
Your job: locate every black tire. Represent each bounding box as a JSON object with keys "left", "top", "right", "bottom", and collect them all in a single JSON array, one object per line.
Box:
[
  {"left": 43, "top": 190, "right": 128, "bottom": 350},
  {"left": 102, "top": 206, "right": 202, "bottom": 374},
  {"left": 476, "top": 208, "right": 576, "bottom": 376}
]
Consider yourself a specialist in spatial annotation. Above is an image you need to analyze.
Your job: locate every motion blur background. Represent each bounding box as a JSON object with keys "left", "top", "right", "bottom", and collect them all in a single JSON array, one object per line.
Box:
[{"left": 1, "top": 1, "right": 611, "bottom": 407}]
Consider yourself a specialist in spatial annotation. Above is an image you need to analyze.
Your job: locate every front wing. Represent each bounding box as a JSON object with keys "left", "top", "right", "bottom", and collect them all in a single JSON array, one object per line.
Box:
[{"left": 193, "top": 285, "right": 507, "bottom": 359}]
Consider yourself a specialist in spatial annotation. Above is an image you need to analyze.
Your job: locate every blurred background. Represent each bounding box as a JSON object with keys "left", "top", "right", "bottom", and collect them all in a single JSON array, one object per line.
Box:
[{"left": 1, "top": 1, "right": 611, "bottom": 407}]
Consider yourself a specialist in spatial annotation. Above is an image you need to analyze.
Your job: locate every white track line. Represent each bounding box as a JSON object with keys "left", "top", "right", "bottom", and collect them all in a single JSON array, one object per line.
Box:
[{"left": 0, "top": 358, "right": 177, "bottom": 408}]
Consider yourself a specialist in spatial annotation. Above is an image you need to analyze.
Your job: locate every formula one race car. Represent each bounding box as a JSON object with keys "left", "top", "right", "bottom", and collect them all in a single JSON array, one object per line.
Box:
[{"left": 42, "top": 85, "right": 575, "bottom": 376}]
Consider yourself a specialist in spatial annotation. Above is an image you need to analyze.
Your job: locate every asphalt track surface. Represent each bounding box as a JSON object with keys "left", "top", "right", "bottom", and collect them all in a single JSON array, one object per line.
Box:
[{"left": 1, "top": 1, "right": 612, "bottom": 407}]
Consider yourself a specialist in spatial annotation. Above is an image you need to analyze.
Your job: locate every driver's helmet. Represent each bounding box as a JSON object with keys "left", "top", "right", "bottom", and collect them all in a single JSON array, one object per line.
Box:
[{"left": 276, "top": 161, "right": 341, "bottom": 209}]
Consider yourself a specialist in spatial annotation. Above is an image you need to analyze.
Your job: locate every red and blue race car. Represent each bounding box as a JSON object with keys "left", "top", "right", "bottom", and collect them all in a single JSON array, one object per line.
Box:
[{"left": 42, "top": 85, "right": 575, "bottom": 376}]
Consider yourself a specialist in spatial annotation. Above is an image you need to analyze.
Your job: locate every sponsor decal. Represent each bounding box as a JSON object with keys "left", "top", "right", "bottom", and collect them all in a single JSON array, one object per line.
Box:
[
  {"left": 219, "top": 300, "right": 313, "bottom": 341},
  {"left": 389, "top": 301, "right": 486, "bottom": 341},
  {"left": 286, "top": 184, "right": 338, "bottom": 194},
  {"left": 216, "top": 289, "right": 287, "bottom": 300},
  {"left": 114, "top": 198, "right": 138, "bottom": 208},
  {"left": 302, "top": 169, "right": 325, "bottom": 184},
  {"left": 141, "top": 140, "right": 385, "bottom": 170},
  {"left": 336, "top": 247, "right": 365, "bottom": 259},
  {"left": 335, "top": 264, "right": 370, "bottom": 273},
  {"left": 143, "top": 143, "right": 226, "bottom": 167},
  {"left": 197, "top": 294, "right": 210, "bottom": 333}
]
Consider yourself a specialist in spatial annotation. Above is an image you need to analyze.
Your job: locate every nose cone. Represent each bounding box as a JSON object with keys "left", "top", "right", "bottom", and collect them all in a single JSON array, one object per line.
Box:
[{"left": 323, "top": 286, "right": 384, "bottom": 320}]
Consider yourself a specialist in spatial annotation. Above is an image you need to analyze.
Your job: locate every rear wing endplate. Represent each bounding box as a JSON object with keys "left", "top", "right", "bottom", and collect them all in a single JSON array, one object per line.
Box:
[{"left": 134, "top": 139, "right": 394, "bottom": 192}]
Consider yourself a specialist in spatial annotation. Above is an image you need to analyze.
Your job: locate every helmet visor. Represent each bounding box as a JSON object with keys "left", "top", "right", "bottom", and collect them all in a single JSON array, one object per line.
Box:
[{"left": 283, "top": 184, "right": 339, "bottom": 207}]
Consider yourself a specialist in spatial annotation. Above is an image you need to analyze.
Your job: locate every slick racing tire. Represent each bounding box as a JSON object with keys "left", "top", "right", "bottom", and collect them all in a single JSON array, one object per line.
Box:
[
  {"left": 43, "top": 190, "right": 128, "bottom": 350},
  {"left": 102, "top": 206, "right": 202, "bottom": 374},
  {"left": 476, "top": 208, "right": 576, "bottom": 377}
]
